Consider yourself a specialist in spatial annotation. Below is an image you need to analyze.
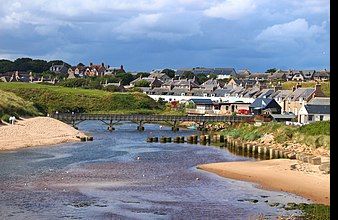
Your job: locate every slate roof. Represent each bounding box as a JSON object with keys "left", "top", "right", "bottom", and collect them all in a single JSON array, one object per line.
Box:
[
  {"left": 270, "top": 113, "right": 296, "bottom": 119},
  {"left": 304, "top": 104, "right": 330, "bottom": 114},
  {"left": 249, "top": 98, "right": 280, "bottom": 109},
  {"left": 286, "top": 88, "right": 315, "bottom": 101},
  {"left": 308, "top": 97, "right": 330, "bottom": 105},
  {"left": 190, "top": 99, "right": 214, "bottom": 105}
]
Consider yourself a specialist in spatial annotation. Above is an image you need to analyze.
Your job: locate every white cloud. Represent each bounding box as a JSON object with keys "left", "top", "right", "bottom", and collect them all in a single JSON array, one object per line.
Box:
[
  {"left": 203, "top": 0, "right": 256, "bottom": 20},
  {"left": 256, "top": 18, "right": 325, "bottom": 42}
]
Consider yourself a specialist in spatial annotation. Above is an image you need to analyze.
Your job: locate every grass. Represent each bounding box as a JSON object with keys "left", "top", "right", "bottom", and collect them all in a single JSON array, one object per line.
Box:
[
  {"left": 0, "top": 90, "right": 41, "bottom": 121},
  {"left": 0, "top": 82, "right": 162, "bottom": 114},
  {"left": 282, "top": 81, "right": 330, "bottom": 96},
  {"left": 218, "top": 121, "right": 330, "bottom": 149},
  {"left": 284, "top": 203, "right": 330, "bottom": 220}
]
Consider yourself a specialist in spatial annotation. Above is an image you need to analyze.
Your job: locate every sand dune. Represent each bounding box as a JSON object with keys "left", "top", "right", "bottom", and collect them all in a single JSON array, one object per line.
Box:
[
  {"left": 198, "top": 159, "right": 330, "bottom": 205},
  {"left": 0, "top": 117, "right": 86, "bottom": 151}
]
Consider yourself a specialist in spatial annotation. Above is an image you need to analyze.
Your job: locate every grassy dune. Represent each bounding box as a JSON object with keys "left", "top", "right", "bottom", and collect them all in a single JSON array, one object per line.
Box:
[
  {"left": 0, "top": 83, "right": 162, "bottom": 114},
  {"left": 0, "top": 90, "right": 41, "bottom": 121},
  {"left": 219, "top": 121, "right": 330, "bottom": 149}
]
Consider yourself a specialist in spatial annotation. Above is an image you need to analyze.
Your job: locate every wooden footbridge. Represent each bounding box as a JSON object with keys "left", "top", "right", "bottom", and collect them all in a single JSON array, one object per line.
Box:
[{"left": 50, "top": 113, "right": 254, "bottom": 131}]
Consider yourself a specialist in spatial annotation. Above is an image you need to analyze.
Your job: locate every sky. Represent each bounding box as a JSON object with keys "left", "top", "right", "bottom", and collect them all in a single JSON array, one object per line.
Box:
[{"left": 0, "top": 0, "right": 330, "bottom": 72}]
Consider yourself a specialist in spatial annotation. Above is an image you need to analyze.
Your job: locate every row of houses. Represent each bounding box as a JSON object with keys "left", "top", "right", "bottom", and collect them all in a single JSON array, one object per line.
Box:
[{"left": 0, "top": 71, "right": 57, "bottom": 84}]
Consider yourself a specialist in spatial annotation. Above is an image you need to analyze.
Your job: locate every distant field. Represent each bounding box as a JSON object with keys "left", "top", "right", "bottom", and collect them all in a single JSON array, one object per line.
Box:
[
  {"left": 282, "top": 81, "right": 330, "bottom": 96},
  {"left": 0, "top": 83, "right": 162, "bottom": 114}
]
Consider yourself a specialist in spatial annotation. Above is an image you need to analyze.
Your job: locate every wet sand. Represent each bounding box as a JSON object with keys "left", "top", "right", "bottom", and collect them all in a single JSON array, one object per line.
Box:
[
  {"left": 198, "top": 159, "right": 330, "bottom": 205},
  {"left": 0, "top": 117, "right": 86, "bottom": 151}
]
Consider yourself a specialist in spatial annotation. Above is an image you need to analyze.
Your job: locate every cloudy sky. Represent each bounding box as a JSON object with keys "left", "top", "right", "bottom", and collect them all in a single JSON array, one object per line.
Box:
[{"left": 0, "top": 0, "right": 330, "bottom": 72}]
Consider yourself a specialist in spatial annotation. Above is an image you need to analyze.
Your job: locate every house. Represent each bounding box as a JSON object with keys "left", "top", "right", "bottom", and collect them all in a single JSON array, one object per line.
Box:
[
  {"left": 219, "top": 101, "right": 251, "bottom": 115},
  {"left": 50, "top": 63, "right": 68, "bottom": 75},
  {"left": 130, "top": 76, "right": 163, "bottom": 88},
  {"left": 175, "top": 67, "right": 237, "bottom": 79},
  {"left": 283, "top": 83, "right": 325, "bottom": 117},
  {"left": 268, "top": 112, "right": 296, "bottom": 122},
  {"left": 301, "top": 70, "right": 315, "bottom": 81},
  {"left": 104, "top": 65, "right": 125, "bottom": 75},
  {"left": 313, "top": 70, "right": 330, "bottom": 81},
  {"left": 249, "top": 98, "right": 281, "bottom": 115},
  {"left": 187, "top": 99, "right": 218, "bottom": 115},
  {"left": 102, "top": 80, "right": 126, "bottom": 92},
  {"left": 268, "top": 70, "right": 288, "bottom": 81},
  {"left": 236, "top": 69, "right": 251, "bottom": 79},
  {"left": 298, "top": 104, "right": 330, "bottom": 124},
  {"left": 291, "top": 71, "right": 305, "bottom": 81},
  {"left": 149, "top": 73, "right": 171, "bottom": 82},
  {"left": 200, "top": 78, "right": 221, "bottom": 91},
  {"left": 161, "top": 77, "right": 200, "bottom": 90}
]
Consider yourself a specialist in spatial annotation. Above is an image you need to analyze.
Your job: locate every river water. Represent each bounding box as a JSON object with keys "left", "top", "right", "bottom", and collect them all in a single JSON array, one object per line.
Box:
[{"left": 0, "top": 122, "right": 309, "bottom": 219}]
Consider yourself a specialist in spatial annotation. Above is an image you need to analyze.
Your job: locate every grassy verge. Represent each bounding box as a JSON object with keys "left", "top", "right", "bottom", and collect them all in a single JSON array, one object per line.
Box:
[
  {"left": 218, "top": 121, "right": 330, "bottom": 149},
  {"left": 0, "top": 82, "right": 163, "bottom": 114},
  {"left": 0, "top": 90, "right": 41, "bottom": 122}
]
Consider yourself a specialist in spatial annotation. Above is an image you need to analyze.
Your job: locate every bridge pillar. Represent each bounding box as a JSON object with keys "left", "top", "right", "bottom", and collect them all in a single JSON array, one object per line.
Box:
[
  {"left": 171, "top": 120, "right": 179, "bottom": 132},
  {"left": 137, "top": 121, "right": 145, "bottom": 131},
  {"left": 108, "top": 119, "right": 115, "bottom": 132}
]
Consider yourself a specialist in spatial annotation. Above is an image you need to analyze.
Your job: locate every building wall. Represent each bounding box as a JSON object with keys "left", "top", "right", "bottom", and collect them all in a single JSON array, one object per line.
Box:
[{"left": 148, "top": 94, "right": 254, "bottom": 103}]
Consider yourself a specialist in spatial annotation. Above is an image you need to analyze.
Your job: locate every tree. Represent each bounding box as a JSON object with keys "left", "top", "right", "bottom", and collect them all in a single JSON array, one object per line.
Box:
[
  {"left": 265, "top": 68, "right": 277, "bottom": 73},
  {"left": 209, "top": 73, "right": 218, "bottom": 79},
  {"left": 181, "top": 71, "right": 195, "bottom": 79},
  {"left": 161, "top": 69, "right": 176, "bottom": 78},
  {"left": 196, "top": 73, "right": 208, "bottom": 84},
  {"left": 134, "top": 80, "right": 150, "bottom": 87},
  {"left": 116, "top": 72, "right": 134, "bottom": 85},
  {"left": 0, "top": 59, "right": 15, "bottom": 73},
  {"left": 135, "top": 72, "right": 150, "bottom": 79},
  {"left": 128, "top": 87, "right": 143, "bottom": 92}
]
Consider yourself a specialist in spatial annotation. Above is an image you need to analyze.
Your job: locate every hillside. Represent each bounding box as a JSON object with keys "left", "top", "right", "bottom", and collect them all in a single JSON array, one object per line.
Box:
[
  {"left": 0, "top": 83, "right": 162, "bottom": 114},
  {"left": 0, "top": 90, "right": 41, "bottom": 121}
]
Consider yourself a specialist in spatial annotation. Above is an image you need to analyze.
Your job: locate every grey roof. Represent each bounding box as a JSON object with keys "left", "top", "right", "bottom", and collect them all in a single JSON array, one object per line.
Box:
[
  {"left": 256, "top": 89, "right": 274, "bottom": 98},
  {"left": 190, "top": 99, "right": 213, "bottom": 105},
  {"left": 176, "top": 67, "right": 236, "bottom": 76},
  {"left": 249, "top": 98, "right": 280, "bottom": 109},
  {"left": 270, "top": 113, "right": 296, "bottom": 119},
  {"left": 286, "top": 88, "right": 315, "bottom": 101},
  {"left": 308, "top": 97, "right": 330, "bottom": 105},
  {"left": 270, "top": 89, "right": 293, "bottom": 99},
  {"left": 213, "top": 88, "right": 231, "bottom": 97},
  {"left": 304, "top": 104, "right": 330, "bottom": 114}
]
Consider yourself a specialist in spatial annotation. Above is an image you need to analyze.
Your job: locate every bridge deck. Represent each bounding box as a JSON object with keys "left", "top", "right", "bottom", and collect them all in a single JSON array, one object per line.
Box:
[{"left": 50, "top": 113, "right": 254, "bottom": 123}]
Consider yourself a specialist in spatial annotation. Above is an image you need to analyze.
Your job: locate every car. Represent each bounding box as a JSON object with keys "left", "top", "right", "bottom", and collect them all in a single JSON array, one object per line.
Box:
[{"left": 237, "top": 109, "right": 250, "bottom": 115}]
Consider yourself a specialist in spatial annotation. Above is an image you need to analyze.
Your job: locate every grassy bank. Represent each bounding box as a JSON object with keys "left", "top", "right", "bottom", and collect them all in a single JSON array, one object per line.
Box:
[
  {"left": 0, "top": 90, "right": 41, "bottom": 121},
  {"left": 218, "top": 121, "right": 330, "bottom": 149},
  {"left": 285, "top": 203, "right": 330, "bottom": 220},
  {"left": 0, "top": 83, "right": 162, "bottom": 114},
  {"left": 282, "top": 81, "right": 330, "bottom": 96}
]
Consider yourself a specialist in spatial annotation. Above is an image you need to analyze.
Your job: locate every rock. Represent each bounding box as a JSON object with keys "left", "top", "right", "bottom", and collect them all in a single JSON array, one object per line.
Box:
[
  {"left": 319, "top": 162, "right": 330, "bottom": 174},
  {"left": 290, "top": 164, "right": 297, "bottom": 170},
  {"left": 310, "top": 157, "right": 321, "bottom": 165}
]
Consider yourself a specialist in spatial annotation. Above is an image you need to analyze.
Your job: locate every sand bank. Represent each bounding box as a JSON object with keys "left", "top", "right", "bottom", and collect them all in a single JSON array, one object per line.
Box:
[
  {"left": 198, "top": 159, "right": 330, "bottom": 205},
  {"left": 0, "top": 117, "right": 86, "bottom": 151}
]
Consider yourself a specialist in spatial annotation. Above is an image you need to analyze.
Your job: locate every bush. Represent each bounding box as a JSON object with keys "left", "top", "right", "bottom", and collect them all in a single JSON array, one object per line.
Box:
[{"left": 298, "top": 121, "right": 330, "bottom": 136}]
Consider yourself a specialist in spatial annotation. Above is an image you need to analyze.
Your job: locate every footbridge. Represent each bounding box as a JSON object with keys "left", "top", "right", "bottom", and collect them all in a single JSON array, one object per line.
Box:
[{"left": 50, "top": 113, "right": 254, "bottom": 131}]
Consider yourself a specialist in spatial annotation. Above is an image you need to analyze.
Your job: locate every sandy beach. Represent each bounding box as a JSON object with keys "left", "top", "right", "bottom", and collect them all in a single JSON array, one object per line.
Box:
[
  {"left": 0, "top": 117, "right": 86, "bottom": 151},
  {"left": 198, "top": 159, "right": 330, "bottom": 205}
]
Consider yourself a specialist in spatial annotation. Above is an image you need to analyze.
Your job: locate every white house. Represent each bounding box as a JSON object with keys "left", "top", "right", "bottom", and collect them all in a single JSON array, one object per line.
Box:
[{"left": 298, "top": 104, "right": 330, "bottom": 124}]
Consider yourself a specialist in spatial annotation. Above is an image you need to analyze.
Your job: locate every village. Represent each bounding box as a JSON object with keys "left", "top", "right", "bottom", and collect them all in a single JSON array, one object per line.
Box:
[{"left": 0, "top": 62, "right": 330, "bottom": 125}]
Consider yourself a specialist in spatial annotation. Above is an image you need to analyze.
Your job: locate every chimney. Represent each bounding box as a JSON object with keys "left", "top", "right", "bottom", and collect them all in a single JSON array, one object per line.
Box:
[
  {"left": 292, "top": 86, "right": 296, "bottom": 92},
  {"left": 90, "top": 62, "right": 93, "bottom": 66},
  {"left": 274, "top": 83, "right": 282, "bottom": 92},
  {"left": 296, "top": 82, "right": 302, "bottom": 89},
  {"left": 102, "top": 62, "right": 104, "bottom": 67},
  {"left": 120, "top": 65, "right": 124, "bottom": 70}
]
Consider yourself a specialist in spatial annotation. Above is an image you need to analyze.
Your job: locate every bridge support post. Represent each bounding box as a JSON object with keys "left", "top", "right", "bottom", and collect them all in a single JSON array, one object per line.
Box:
[
  {"left": 137, "top": 121, "right": 145, "bottom": 131},
  {"left": 171, "top": 120, "right": 179, "bottom": 132},
  {"left": 108, "top": 119, "right": 115, "bottom": 132},
  {"left": 72, "top": 119, "right": 78, "bottom": 130}
]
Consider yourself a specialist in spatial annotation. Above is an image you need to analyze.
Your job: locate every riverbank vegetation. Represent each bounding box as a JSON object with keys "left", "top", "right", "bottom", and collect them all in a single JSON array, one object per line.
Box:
[
  {"left": 0, "top": 90, "right": 41, "bottom": 122},
  {"left": 218, "top": 121, "right": 330, "bottom": 149},
  {"left": 0, "top": 83, "right": 163, "bottom": 115}
]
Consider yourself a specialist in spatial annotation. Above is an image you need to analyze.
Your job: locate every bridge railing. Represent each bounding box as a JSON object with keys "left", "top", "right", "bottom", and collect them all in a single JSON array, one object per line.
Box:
[{"left": 50, "top": 113, "right": 254, "bottom": 123}]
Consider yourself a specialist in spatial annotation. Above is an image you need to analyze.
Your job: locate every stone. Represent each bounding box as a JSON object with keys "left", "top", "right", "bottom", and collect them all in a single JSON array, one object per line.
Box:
[
  {"left": 310, "top": 157, "right": 321, "bottom": 165},
  {"left": 319, "top": 162, "right": 330, "bottom": 173}
]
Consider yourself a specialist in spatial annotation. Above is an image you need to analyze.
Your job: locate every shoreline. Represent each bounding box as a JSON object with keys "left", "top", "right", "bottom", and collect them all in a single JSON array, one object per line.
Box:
[
  {"left": 0, "top": 117, "right": 87, "bottom": 151},
  {"left": 197, "top": 159, "right": 330, "bottom": 205}
]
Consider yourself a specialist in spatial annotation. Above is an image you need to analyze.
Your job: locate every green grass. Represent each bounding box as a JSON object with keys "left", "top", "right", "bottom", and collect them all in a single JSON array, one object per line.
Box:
[
  {"left": 282, "top": 81, "right": 330, "bottom": 96},
  {"left": 0, "top": 90, "right": 41, "bottom": 121},
  {"left": 285, "top": 203, "right": 330, "bottom": 220},
  {"left": 0, "top": 82, "right": 162, "bottom": 114},
  {"left": 218, "top": 121, "right": 330, "bottom": 149}
]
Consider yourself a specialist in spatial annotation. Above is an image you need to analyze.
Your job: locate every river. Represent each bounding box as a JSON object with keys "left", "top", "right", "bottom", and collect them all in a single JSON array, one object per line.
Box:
[{"left": 0, "top": 121, "right": 309, "bottom": 219}]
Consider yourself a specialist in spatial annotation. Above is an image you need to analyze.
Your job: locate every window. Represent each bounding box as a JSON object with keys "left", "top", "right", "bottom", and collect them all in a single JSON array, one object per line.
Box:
[
  {"left": 225, "top": 106, "right": 229, "bottom": 111},
  {"left": 320, "top": 115, "right": 324, "bottom": 121},
  {"left": 308, "top": 115, "right": 313, "bottom": 121}
]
